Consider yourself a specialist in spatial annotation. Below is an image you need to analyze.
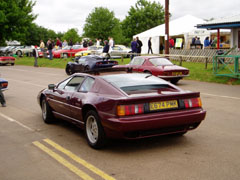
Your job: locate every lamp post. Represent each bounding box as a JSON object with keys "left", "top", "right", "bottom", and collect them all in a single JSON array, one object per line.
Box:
[{"left": 165, "top": 0, "right": 169, "bottom": 54}]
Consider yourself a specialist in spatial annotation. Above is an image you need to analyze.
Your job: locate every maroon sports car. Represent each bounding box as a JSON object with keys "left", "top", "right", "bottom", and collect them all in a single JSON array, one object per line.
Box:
[
  {"left": 115, "top": 56, "right": 189, "bottom": 84},
  {"left": 38, "top": 72, "right": 206, "bottom": 149}
]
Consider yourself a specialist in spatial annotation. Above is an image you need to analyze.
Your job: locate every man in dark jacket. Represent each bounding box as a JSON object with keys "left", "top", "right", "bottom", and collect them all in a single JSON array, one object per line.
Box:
[
  {"left": 148, "top": 37, "right": 153, "bottom": 54},
  {"left": 102, "top": 40, "right": 110, "bottom": 59},
  {"left": 47, "top": 39, "right": 53, "bottom": 60},
  {"left": 136, "top": 37, "right": 142, "bottom": 54},
  {"left": 131, "top": 38, "right": 138, "bottom": 60}
]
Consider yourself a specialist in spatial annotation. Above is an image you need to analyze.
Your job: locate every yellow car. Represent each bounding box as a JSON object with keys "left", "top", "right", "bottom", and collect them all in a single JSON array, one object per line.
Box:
[{"left": 75, "top": 45, "right": 103, "bottom": 57}]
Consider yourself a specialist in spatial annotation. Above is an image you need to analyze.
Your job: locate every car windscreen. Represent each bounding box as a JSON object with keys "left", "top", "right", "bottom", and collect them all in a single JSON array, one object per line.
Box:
[
  {"left": 101, "top": 73, "right": 170, "bottom": 93},
  {"left": 149, "top": 58, "right": 173, "bottom": 66}
]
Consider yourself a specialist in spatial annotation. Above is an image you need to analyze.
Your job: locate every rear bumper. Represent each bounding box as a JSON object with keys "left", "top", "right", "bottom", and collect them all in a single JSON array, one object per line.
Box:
[
  {"left": 158, "top": 75, "right": 189, "bottom": 79},
  {"left": 101, "top": 108, "right": 206, "bottom": 139}
]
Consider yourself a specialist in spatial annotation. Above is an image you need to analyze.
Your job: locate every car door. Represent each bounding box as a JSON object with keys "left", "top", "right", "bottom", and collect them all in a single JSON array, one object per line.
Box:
[
  {"left": 69, "top": 77, "right": 96, "bottom": 123},
  {"left": 48, "top": 76, "right": 85, "bottom": 118}
]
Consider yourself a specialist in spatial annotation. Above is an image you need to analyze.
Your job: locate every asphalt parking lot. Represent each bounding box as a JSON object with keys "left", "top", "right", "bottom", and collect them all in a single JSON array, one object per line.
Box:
[{"left": 0, "top": 65, "right": 240, "bottom": 180}]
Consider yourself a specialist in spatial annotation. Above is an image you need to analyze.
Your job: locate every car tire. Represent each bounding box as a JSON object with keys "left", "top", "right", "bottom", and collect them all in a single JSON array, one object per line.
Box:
[
  {"left": 17, "top": 50, "right": 22, "bottom": 57},
  {"left": 84, "top": 110, "right": 106, "bottom": 149},
  {"left": 63, "top": 53, "right": 68, "bottom": 58},
  {"left": 41, "top": 98, "right": 54, "bottom": 124},
  {"left": 170, "top": 79, "right": 180, "bottom": 84},
  {"left": 11, "top": 63, "right": 14, "bottom": 66},
  {"left": 65, "top": 65, "right": 73, "bottom": 75},
  {"left": 84, "top": 66, "right": 90, "bottom": 72}
]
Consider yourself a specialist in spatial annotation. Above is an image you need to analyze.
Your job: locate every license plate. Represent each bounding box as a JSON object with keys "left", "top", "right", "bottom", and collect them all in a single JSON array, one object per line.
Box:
[
  {"left": 150, "top": 100, "right": 178, "bottom": 111},
  {"left": 172, "top": 72, "right": 182, "bottom": 76}
]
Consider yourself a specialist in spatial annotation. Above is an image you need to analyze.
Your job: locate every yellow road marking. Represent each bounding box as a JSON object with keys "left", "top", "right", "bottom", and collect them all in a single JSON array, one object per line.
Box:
[
  {"left": 33, "top": 141, "right": 94, "bottom": 180},
  {"left": 44, "top": 139, "right": 116, "bottom": 180}
]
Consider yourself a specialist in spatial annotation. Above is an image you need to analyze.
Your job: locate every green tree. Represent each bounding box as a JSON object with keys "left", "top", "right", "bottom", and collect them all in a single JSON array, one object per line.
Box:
[
  {"left": 0, "top": 0, "right": 37, "bottom": 45},
  {"left": 122, "top": 0, "right": 165, "bottom": 41},
  {"left": 62, "top": 28, "right": 81, "bottom": 44},
  {"left": 83, "top": 7, "right": 122, "bottom": 43}
]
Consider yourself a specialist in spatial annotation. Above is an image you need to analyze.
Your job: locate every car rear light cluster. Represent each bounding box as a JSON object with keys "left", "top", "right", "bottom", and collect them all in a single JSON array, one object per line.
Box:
[
  {"left": 183, "top": 71, "right": 189, "bottom": 75},
  {"left": 117, "top": 104, "right": 144, "bottom": 116},
  {"left": 1, "top": 82, "right": 8, "bottom": 88},
  {"left": 163, "top": 71, "right": 172, "bottom": 76},
  {"left": 183, "top": 98, "right": 202, "bottom": 108},
  {"left": 96, "top": 62, "right": 102, "bottom": 65},
  {"left": 113, "top": 61, "right": 118, "bottom": 65}
]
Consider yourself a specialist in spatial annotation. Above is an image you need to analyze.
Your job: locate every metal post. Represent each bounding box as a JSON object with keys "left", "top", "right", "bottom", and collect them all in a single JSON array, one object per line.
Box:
[
  {"left": 165, "top": 0, "right": 169, "bottom": 55},
  {"left": 205, "top": 57, "right": 208, "bottom": 69},
  {"left": 217, "top": 28, "right": 220, "bottom": 49}
]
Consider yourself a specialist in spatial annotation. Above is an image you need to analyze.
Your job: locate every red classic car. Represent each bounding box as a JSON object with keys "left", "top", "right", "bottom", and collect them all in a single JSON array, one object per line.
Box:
[
  {"left": 53, "top": 45, "right": 87, "bottom": 58},
  {"left": 0, "top": 56, "right": 15, "bottom": 65},
  {"left": 115, "top": 56, "right": 189, "bottom": 84},
  {"left": 38, "top": 72, "right": 206, "bottom": 149}
]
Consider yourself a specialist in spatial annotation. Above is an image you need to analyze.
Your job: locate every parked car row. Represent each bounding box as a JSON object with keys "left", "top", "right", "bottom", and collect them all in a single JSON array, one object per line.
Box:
[
  {"left": 74, "top": 45, "right": 132, "bottom": 58},
  {"left": 0, "top": 45, "right": 34, "bottom": 57}
]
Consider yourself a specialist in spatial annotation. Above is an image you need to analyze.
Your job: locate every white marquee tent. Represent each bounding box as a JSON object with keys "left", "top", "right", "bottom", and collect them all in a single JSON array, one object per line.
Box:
[{"left": 133, "top": 15, "right": 209, "bottom": 54}]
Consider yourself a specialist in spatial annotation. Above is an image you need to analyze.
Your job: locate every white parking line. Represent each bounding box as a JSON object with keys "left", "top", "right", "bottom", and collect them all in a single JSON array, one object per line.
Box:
[
  {"left": 201, "top": 93, "right": 240, "bottom": 100},
  {"left": 0, "top": 112, "right": 34, "bottom": 131}
]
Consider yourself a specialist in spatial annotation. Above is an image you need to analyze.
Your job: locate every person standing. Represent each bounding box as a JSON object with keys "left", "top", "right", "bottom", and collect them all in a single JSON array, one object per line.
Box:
[
  {"left": 0, "top": 89, "right": 6, "bottom": 107},
  {"left": 204, "top": 37, "right": 210, "bottom": 48},
  {"left": 102, "top": 40, "right": 110, "bottom": 58},
  {"left": 96, "top": 39, "right": 100, "bottom": 46},
  {"left": 56, "top": 37, "right": 61, "bottom": 48},
  {"left": 32, "top": 45, "right": 39, "bottom": 67},
  {"left": 47, "top": 39, "right": 53, "bottom": 60},
  {"left": 108, "top": 37, "right": 114, "bottom": 48},
  {"left": 69, "top": 39, "right": 73, "bottom": 46},
  {"left": 131, "top": 38, "right": 138, "bottom": 60},
  {"left": 148, "top": 37, "right": 153, "bottom": 54},
  {"left": 62, "top": 40, "right": 68, "bottom": 48},
  {"left": 40, "top": 40, "right": 45, "bottom": 52},
  {"left": 88, "top": 40, "right": 93, "bottom": 46},
  {"left": 136, "top": 37, "right": 142, "bottom": 55}
]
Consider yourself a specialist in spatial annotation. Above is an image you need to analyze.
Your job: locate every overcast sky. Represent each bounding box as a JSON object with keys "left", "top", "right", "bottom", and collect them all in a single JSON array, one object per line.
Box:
[{"left": 33, "top": 0, "right": 240, "bottom": 34}]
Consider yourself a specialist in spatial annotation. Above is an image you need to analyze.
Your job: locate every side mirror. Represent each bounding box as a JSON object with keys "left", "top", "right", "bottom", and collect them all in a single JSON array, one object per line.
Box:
[{"left": 48, "top": 84, "right": 56, "bottom": 90}]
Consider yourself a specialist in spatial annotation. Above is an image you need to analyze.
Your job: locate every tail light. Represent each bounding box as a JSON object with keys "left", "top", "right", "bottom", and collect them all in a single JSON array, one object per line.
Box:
[
  {"left": 183, "top": 70, "right": 189, "bottom": 75},
  {"left": 164, "top": 71, "right": 172, "bottom": 76},
  {"left": 1, "top": 82, "right": 8, "bottom": 88},
  {"left": 96, "top": 62, "right": 102, "bottom": 65},
  {"left": 183, "top": 98, "right": 202, "bottom": 108},
  {"left": 117, "top": 104, "right": 144, "bottom": 116},
  {"left": 113, "top": 61, "right": 118, "bottom": 65}
]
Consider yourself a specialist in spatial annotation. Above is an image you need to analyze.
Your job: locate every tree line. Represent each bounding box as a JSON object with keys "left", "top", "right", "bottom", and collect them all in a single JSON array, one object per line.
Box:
[{"left": 0, "top": 0, "right": 165, "bottom": 46}]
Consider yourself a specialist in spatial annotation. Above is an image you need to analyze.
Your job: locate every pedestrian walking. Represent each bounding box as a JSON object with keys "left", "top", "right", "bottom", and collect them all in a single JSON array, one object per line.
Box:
[{"left": 148, "top": 37, "right": 153, "bottom": 54}]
